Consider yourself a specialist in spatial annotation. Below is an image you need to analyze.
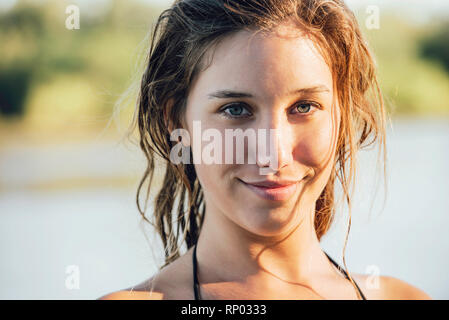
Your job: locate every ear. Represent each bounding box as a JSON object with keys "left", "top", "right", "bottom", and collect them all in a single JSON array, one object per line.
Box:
[{"left": 163, "top": 98, "right": 190, "bottom": 147}]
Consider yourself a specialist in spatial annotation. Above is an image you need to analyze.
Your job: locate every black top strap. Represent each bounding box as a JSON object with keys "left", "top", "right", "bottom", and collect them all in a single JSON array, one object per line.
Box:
[
  {"left": 323, "top": 251, "right": 367, "bottom": 300},
  {"left": 192, "top": 242, "right": 202, "bottom": 300},
  {"left": 192, "top": 243, "right": 366, "bottom": 300}
]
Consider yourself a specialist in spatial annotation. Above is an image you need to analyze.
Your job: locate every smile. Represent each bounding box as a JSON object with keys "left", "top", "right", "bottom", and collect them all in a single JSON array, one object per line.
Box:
[{"left": 239, "top": 179, "right": 299, "bottom": 201}]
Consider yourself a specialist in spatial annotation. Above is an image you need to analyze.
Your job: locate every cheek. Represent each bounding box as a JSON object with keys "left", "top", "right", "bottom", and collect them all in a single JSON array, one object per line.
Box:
[
  {"left": 194, "top": 162, "right": 247, "bottom": 225},
  {"left": 294, "top": 113, "right": 339, "bottom": 169},
  {"left": 193, "top": 163, "right": 220, "bottom": 207},
  {"left": 194, "top": 162, "right": 236, "bottom": 203},
  {"left": 194, "top": 163, "right": 220, "bottom": 189}
]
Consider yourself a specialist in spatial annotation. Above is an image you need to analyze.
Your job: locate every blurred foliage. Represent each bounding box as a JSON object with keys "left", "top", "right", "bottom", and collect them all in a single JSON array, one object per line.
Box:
[
  {"left": 0, "top": 0, "right": 160, "bottom": 129},
  {"left": 358, "top": 14, "right": 449, "bottom": 116},
  {"left": 0, "top": 0, "right": 448, "bottom": 129},
  {"left": 420, "top": 22, "right": 449, "bottom": 74}
]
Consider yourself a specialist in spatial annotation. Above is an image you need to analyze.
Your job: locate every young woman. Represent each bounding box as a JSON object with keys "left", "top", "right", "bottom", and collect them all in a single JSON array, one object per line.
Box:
[{"left": 100, "top": 0, "right": 431, "bottom": 300}]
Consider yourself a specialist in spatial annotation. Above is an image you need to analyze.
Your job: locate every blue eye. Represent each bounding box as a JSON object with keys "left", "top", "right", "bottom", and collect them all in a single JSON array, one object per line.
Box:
[
  {"left": 292, "top": 102, "right": 318, "bottom": 115},
  {"left": 221, "top": 103, "right": 252, "bottom": 118}
]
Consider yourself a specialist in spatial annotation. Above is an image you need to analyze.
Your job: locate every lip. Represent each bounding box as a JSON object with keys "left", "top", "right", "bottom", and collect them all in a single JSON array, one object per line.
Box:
[{"left": 239, "top": 179, "right": 299, "bottom": 201}]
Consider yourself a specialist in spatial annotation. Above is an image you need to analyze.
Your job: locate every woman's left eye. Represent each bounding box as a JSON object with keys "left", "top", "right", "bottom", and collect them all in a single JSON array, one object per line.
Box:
[
  {"left": 291, "top": 102, "right": 319, "bottom": 115},
  {"left": 220, "top": 103, "right": 252, "bottom": 119}
]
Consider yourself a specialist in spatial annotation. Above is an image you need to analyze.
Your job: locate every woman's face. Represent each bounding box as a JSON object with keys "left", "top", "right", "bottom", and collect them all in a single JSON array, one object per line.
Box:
[{"left": 182, "top": 22, "right": 340, "bottom": 237}]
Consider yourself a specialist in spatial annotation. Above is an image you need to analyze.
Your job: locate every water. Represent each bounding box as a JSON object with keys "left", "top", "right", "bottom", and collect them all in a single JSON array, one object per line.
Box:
[
  {"left": 0, "top": 118, "right": 448, "bottom": 299},
  {"left": 0, "top": 188, "right": 158, "bottom": 299}
]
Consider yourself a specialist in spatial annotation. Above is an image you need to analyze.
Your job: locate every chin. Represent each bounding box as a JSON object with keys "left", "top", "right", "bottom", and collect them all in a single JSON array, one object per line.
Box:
[{"left": 237, "top": 206, "right": 298, "bottom": 237}]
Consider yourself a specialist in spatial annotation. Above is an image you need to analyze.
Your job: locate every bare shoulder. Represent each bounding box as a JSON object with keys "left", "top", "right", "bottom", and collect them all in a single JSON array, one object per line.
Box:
[
  {"left": 350, "top": 273, "right": 432, "bottom": 300},
  {"left": 98, "top": 289, "right": 163, "bottom": 300},
  {"left": 379, "top": 275, "right": 432, "bottom": 300},
  {"left": 98, "top": 249, "right": 194, "bottom": 300},
  {"left": 97, "top": 276, "right": 163, "bottom": 300}
]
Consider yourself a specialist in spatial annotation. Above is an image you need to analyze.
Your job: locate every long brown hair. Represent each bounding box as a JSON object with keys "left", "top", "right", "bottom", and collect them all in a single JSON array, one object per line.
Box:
[{"left": 129, "top": 0, "right": 387, "bottom": 299}]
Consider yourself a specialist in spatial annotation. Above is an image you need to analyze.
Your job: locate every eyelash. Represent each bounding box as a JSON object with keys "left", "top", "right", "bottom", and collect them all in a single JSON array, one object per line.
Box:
[{"left": 219, "top": 101, "right": 320, "bottom": 119}]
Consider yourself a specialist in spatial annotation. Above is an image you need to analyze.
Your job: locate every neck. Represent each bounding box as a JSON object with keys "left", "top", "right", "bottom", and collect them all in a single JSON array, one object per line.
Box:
[{"left": 196, "top": 201, "right": 337, "bottom": 291}]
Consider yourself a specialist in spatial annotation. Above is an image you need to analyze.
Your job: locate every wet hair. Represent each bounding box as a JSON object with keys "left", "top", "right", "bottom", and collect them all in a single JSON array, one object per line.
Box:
[{"left": 129, "top": 0, "right": 387, "bottom": 299}]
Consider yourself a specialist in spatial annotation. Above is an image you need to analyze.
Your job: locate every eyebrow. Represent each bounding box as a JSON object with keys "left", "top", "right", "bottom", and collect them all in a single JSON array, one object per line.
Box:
[{"left": 207, "top": 85, "right": 331, "bottom": 99}]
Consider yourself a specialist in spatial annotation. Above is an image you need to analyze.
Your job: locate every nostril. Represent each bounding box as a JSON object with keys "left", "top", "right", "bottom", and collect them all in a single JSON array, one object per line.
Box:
[{"left": 256, "top": 157, "right": 270, "bottom": 167}]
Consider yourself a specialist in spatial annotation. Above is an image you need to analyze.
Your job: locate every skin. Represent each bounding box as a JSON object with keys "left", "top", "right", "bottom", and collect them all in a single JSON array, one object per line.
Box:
[{"left": 100, "top": 20, "right": 431, "bottom": 300}]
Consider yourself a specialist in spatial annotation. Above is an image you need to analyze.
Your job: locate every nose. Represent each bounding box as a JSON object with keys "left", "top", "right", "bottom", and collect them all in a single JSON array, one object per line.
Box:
[{"left": 256, "top": 111, "right": 294, "bottom": 173}]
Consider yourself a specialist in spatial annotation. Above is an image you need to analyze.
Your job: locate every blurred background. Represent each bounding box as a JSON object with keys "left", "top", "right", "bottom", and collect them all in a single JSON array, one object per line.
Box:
[{"left": 0, "top": 0, "right": 448, "bottom": 299}]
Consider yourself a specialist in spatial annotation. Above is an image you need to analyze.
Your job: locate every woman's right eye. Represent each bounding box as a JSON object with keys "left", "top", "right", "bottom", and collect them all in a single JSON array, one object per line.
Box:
[{"left": 220, "top": 103, "right": 252, "bottom": 119}]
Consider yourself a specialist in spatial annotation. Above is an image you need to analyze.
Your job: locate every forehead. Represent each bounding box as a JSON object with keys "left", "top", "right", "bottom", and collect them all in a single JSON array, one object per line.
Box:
[{"left": 189, "top": 23, "right": 333, "bottom": 103}]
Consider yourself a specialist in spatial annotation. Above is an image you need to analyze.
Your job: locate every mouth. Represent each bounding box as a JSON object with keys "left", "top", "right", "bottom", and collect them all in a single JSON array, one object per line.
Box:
[{"left": 238, "top": 179, "right": 299, "bottom": 201}]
